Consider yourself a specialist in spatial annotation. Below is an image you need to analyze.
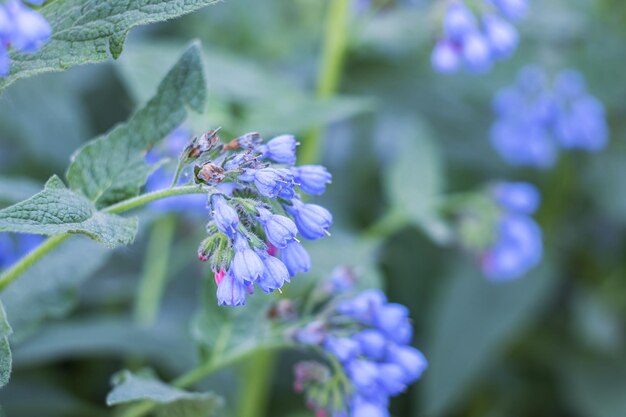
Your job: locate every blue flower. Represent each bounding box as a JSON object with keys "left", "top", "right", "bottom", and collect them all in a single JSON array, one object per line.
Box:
[
  {"left": 374, "top": 303, "right": 412, "bottom": 345},
  {"left": 461, "top": 32, "right": 491, "bottom": 72},
  {"left": 0, "top": 45, "right": 10, "bottom": 77},
  {"left": 492, "top": 182, "right": 540, "bottom": 214},
  {"left": 280, "top": 240, "right": 311, "bottom": 277},
  {"left": 217, "top": 272, "right": 247, "bottom": 306},
  {"left": 244, "top": 168, "right": 295, "bottom": 199},
  {"left": 351, "top": 398, "right": 389, "bottom": 417},
  {"left": 493, "top": 0, "right": 528, "bottom": 21},
  {"left": 286, "top": 199, "right": 332, "bottom": 240},
  {"left": 257, "top": 207, "right": 297, "bottom": 248},
  {"left": 346, "top": 359, "right": 379, "bottom": 394},
  {"left": 256, "top": 250, "right": 290, "bottom": 293},
  {"left": 482, "top": 214, "right": 543, "bottom": 281},
  {"left": 444, "top": 2, "right": 477, "bottom": 40},
  {"left": 5, "top": 0, "right": 51, "bottom": 53},
  {"left": 231, "top": 233, "right": 265, "bottom": 284},
  {"left": 431, "top": 40, "right": 460, "bottom": 74},
  {"left": 210, "top": 194, "right": 239, "bottom": 237},
  {"left": 324, "top": 337, "right": 360, "bottom": 363},
  {"left": 258, "top": 135, "right": 298, "bottom": 165},
  {"left": 386, "top": 344, "right": 428, "bottom": 383},
  {"left": 483, "top": 14, "right": 518, "bottom": 58},
  {"left": 354, "top": 330, "right": 387, "bottom": 360},
  {"left": 377, "top": 363, "right": 408, "bottom": 395},
  {"left": 337, "top": 289, "right": 386, "bottom": 324},
  {"left": 290, "top": 165, "right": 332, "bottom": 196},
  {"left": 0, "top": 233, "right": 44, "bottom": 270}
]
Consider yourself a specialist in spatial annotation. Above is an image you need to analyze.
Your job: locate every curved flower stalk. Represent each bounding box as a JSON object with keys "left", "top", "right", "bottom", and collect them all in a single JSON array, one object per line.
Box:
[
  {"left": 0, "top": 232, "right": 43, "bottom": 270},
  {"left": 491, "top": 65, "right": 609, "bottom": 168},
  {"left": 290, "top": 269, "right": 428, "bottom": 417},
  {"left": 183, "top": 130, "right": 333, "bottom": 306},
  {"left": 144, "top": 127, "right": 208, "bottom": 215},
  {"left": 0, "top": 0, "right": 51, "bottom": 76},
  {"left": 431, "top": 0, "right": 527, "bottom": 73}
]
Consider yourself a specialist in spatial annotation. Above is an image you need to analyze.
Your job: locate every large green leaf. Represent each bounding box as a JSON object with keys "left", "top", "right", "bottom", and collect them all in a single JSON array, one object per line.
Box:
[
  {"left": 107, "top": 370, "right": 223, "bottom": 417},
  {"left": 0, "top": 301, "right": 12, "bottom": 387},
  {"left": 1, "top": 237, "right": 110, "bottom": 341},
  {"left": 67, "top": 42, "right": 207, "bottom": 207},
  {"left": 383, "top": 115, "right": 452, "bottom": 244},
  {"left": 420, "top": 260, "right": 558, "bottom": 416},
  {"left": 0, "top": 176, "right": 137, "bottom": 247},
  {"left": 0, "top": 0, "right": 218, "bottom": 90}
]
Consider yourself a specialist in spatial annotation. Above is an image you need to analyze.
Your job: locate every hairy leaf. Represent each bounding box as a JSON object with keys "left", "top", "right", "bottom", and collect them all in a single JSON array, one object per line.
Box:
[
  {"left": 0, "top": 0, "right": 218, "bottom": 90},
  {"left": 107, "top": 370, "right": 223, "bottom": 417},
  {"left": 0, "top": 176, "right": 137, "bottom": 247},
  {"left": 66, "top": 42, "right": 206, "bottom": 207},
  {"left": 0, "top": 301, "right": 13, "bottom": 387}
]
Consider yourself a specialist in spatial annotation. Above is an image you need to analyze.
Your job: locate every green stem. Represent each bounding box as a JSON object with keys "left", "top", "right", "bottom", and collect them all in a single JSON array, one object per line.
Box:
[
  {"left": 300, "top": 0, "right": 352, "bottom": 165},
  {"left": 118, "top": 341, "right": 292, "bottom": 417},
  {"left": 0, "top": 234, "right": 69, "bottom": 291},
  {"left": 134, "top": 215, "right": 177, "bottom": 327},
  {"left": 0, "top": 185, "right": 207, "bottom": 293},
  {"left": 236, "top": 350, "right": 277, "bottom": 417}
]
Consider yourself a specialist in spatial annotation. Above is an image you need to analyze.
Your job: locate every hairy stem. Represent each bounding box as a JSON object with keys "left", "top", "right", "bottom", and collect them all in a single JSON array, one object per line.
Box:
[
  {"left": 300, "top": 0, "right": 352, "bottom": 165},
  {"left": 0, "top": 185, "right": 206, "bottom": 292},
  {"left": 134, "top": 215, "right": 177, "bottom": 327}
]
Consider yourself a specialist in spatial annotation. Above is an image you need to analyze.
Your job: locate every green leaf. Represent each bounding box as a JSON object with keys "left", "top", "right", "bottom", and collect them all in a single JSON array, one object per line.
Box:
[
  {"left": 0, "top": 0, "right": 218, "bottom": 90},
  {"left": 0, "top": 301, "right": 13, "bottom": 387},
  {"left": 420, "top": 260, "right": 558, "bottom": 416},
  {"left": 0, "top": 176, "right": 137, "bottom": 247},
  {"left": 1, "top": 237, "right": 110, "bottom": 341},
  {"left": 383, "top": 115, "right": 452, "bottom": 244},
  {"left": 107, "top": 370, "right": 223, "bottom": 417},
  {"left": 67, "top": 42, "right": 207, "bottom": 207}
]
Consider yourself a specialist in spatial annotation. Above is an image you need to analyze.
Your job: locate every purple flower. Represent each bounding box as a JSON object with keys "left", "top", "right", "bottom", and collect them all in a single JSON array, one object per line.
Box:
[
  {"left": 280, "top": 240, "right": 311, "bottom": 277},
  {"left": 377, "top": 363, "right": 408, "bottom": 395},
  {"left": 493, "top": 0, "right": 528, "bottom": 21},
  {"left": 431, "top": 40, "right": 460, "bottom": 74},
  {"left": 290, "top": 165, "right": 332, "bottom": 196},
  {"left": 285, "top": 199, "right": 332, "bottom": 240},
  {"left": 257, "top": 207, "right": 297, "bottom": 248},
  {"left": 244, "top": 168, "right": 295, "bottom": 199},
  {"left": 231, "top": 233, "right": 265, "bottom": 284},
  {"left": 346, "top": 359, "right": 379, "bottom": 394},
  {"left": 324, "top": 337, "right": 360, "bottom": 363},
  {"left": 352, "top": 399, "right": 389, "bottom": 417},
  {"left": 483, "top": 14, "right": 518, "bottom": 58},
  {"left": 492, "top": 182, "right": 540, "bottom": 214},
  {"left": 444, "top": 2, "right": 477, "bottom": 40},
  {"left": 256, "top": 250, "right": 290, "bottom": 293},
  {"left": 217, "top": 271, "right": 247, "bottom": 306},
  {"left": 1, "top": 233, "right": 44, "bottom": 270},
  {"left": 354, "top": 330, "right": 387, "bottom": 360},
  {"left": 374, "top": 303, "right": 412, "bottom": 344},
  {"left": 386, "top": 345, "right": 428, "bottom": 383},
  {"left": 462, "top": 32, "right": 491, "bottom": 72},
  {"left": 257, "top": 134, "right": 298, "bottom": 165},
  {"left": 210, "top": 194, "right": 239, "bottom": 237},
  {"left": 482, "top": 214, "right": 543, "bottom": 281},
  {"left": 5, "top": 0, "right": 51, "bottom": 53},
  {"left": 337, "top": 289, "right": 386, "bottom": 323}
]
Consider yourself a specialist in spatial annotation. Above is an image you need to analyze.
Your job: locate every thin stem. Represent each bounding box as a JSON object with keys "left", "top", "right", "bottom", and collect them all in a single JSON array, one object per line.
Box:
[
  {"left": 300, "top": 0, "right": 352, "bottom": 165},
  {"left": 134, "top": 215, "right": 177, "bottom": 327},
  {"left": 118, "top": 341, "right": 292, "bottom": 417},
  {"left": 0, "top": 234, "right": 69, "bottom": 291},
  {"left": 236, "top": 350, "right": 277, "bottom": 417},
  {"left": 0, "top": 185, "right": 207, "bottom": 293},
  {"left": 104, "top": 185, "right": 205, "bottom": 214}
]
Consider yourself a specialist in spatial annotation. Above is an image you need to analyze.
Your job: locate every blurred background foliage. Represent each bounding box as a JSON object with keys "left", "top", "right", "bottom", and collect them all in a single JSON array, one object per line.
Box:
[{"left": 1, "top": 0, "right": 626, "bottom": 416}]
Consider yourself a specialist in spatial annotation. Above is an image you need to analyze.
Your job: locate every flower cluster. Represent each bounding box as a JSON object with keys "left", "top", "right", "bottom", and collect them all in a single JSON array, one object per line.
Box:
[
  {"left": 0, "top": 232, "right": 43, "bottom": 270},
  {"left": 431, "top": 0, "right": 526, "bottom": 73},
  {"left": 293, "top": 287, "right": 427, "bottom": 417},
  {"left": 481, "top": 181, "right": 542, "bottom": 281},
  {"left": 491, "top": 65, "right": 609, "bottom": 168},
  {"left": 185, "top": 131, "right": 332, "bottom": 306},
  {"left": 145, "top": 127, "right": 208, "bottom": 215},
  {"left": 0, "top": 0, "right": 51, "bottom": 77}
]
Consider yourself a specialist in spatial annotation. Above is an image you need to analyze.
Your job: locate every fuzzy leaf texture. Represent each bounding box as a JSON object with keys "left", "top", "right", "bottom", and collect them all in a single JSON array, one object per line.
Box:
[
  {"left": 67, "top": 42, "right": 206, "bottom": 207},
  {"left": 0, "top": 0, "right": 218, "bottom": 90},
  {"left": 107, "top": 370, "right": 223, "bottom": 417},
  {"left": 0, "top": 301, "right": 13, "bottom": 387},
  {"left": 0, "top": 176, "right": 137, "bottom": 248}
]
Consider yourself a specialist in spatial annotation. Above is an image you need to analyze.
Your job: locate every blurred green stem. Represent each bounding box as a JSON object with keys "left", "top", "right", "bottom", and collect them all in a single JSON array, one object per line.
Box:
[
  {"left": 236, "top": 350, "right": 277, "bottom": 417},
  {"left": 0, "top": 185, "right": 206, "bottom": 292},
  {"left": 134, "top": 215, "right": 177, "bottom": 327},
  {"left": 118, "top": 341, "right": 292, "bottom": 417},
  {"left": 300, "top": 0, "right": 351, "bottom": 164}
]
